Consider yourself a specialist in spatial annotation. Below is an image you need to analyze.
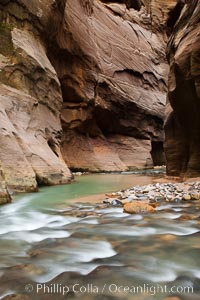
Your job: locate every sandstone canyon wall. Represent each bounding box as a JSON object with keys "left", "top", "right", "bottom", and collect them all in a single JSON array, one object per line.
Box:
[
  {"left": 164, "top": 0, "right": 200, "bottom": 177},
  {"left": 50, "top": 0, "right": 169, "bottom": 172},
  {"left": 0, "top": 0, "right": 72, "bottom": 197},
  {"left": 0, "top": 0, "right": 173, "bottom": 201}
]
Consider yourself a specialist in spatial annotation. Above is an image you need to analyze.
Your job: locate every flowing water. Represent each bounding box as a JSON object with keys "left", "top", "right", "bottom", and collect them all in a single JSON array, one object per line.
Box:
[{"left": 0, "top": 172, "right": 199, "bottom": 300}]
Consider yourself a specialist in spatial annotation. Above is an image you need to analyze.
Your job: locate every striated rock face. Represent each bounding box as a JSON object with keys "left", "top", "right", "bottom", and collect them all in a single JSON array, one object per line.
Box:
[
  {"left": 164, "top": 0, "right": 200, "bottom": 177},
  {"left": 0, "top": 0, "right": 172, "bottom": 195},
  {"left": 0, "top": 0, "right": 72, "bottom": 192},
  {"left": 47, "top": 0, "right": 169, "bottom": 172}
]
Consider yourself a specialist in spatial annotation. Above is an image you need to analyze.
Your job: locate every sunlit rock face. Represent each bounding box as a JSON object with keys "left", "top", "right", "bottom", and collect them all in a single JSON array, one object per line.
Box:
[
  {"left": 0, "top": 0, "right": 72, "bottom": 192},
  {"left": 47, "top": 0, "right": 169, "bottom": 172},
  {"left": 164, "top": 0, "right": 200, "bottom": 177}
]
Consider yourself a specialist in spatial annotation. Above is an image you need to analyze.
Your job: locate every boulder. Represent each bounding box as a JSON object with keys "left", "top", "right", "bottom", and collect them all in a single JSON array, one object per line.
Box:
[
  {"left": 0, "top": 171, "right": 11, "bottom": 204},
  {"left": 123, "top": 201, "right": 155, "bottom": 213},
  {"left": 0, "top": 188, "right": 11, "bottom": 205}
]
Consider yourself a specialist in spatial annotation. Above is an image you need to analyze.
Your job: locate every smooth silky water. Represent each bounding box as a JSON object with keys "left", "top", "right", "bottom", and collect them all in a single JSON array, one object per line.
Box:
[{"left": 0, "top": 172, "right": 199, "bottom": 300}]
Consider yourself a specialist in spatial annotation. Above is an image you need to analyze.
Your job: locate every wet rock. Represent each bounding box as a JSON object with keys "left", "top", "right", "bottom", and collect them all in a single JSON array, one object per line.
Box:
[
  {"left": 105, "top": 193, "right": 118, "bottom": 199},
  {"left": 159, "top": 234, "right": 177, "bottom": 242},
  {"left": 111, "top": 199, "right": 123, "bottom": 207},
  {"left": 127, "top": 195, "right": 138, "bottom": 201},
  {"left": 173, "top": 197, "right": 182, "bottom": 203},
  {"left": 103, "top": 198, "right": 115, "bottom": 204},
  {"left": 179, "top": 214, "right": 197, "bottom": 221},
  {"left": 116, "top": 192, "right": 123, "bottom": 198},
  {"left": 137, "top": 196, "right": 149, "bottom": 202},
  {"left": 103, "top": 198, "right": 123, "bottom": 206},
  {"left": 135, "top": 193, "right": 146, "bottom": 198},
  {"left": 0, "top": 178, "right": 11, "bottom": 205},
  {"left": 0, "top": 190, "right": 11, "bottom": 205},
  {"left": 189, "top": 187, "right": 194, "bottom": 191},
  {"left": 63, "top": 209, "right": 100, "bottom": 218},
  {"left": 166, "top": 194, "right": 173, "bottom": 201},
  {"left": 73, "top": 172, "right": 82, "bottom": 176},
  {"left": 182, "top": 194, "right": 191, "bottom": 201},
  {"left": 123, "top": 201, "right": 155, "bottom": 214},
  {"left": 143, "top": 186, "right": 155, "bottom": 193},
  {"left": 154, "top": 196, "right": 166, "bottom": 202},
  {"left": 191, "top": 193, "right": 200, "bottom": 200}
]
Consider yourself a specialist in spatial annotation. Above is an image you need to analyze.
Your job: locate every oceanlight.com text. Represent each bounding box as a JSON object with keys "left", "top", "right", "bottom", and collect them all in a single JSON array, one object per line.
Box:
[{"left": 25, "top": 282, "right": 194, "bottom": 296}]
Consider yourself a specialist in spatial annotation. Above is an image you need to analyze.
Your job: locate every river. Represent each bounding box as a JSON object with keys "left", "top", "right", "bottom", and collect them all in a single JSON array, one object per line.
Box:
[{"left": 0, "top": 171, "right": 199, "bottom": 300}]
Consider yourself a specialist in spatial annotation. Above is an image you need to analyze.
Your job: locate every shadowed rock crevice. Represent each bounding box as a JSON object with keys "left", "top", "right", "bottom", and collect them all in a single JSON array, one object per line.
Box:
[
  {"left": 151, "top": 141, "right": 166, "bottom": 166},
  {"left": 166, "top": 0, "right": 185, "bottom": 35},
  {"left": 100, "top": 0, "right": 143, "bottom": 11},
  {"left": 113, "top": 69, "right": 167, "bottom": 92}
]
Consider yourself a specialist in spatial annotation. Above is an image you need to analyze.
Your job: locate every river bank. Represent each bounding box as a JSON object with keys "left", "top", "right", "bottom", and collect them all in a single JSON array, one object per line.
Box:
[{"left": 101, "top": 181, "right": 200, "bottom": 214}]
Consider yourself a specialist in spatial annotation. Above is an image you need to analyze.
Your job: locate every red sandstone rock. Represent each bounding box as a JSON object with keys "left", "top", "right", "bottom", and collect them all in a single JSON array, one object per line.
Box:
[
  {"left": 165, "top": 0, "right": 200, "bottom": 177},
  {"left": 0, "top": 0, "right": 72, "bottom": 192},
  {"left": 0, "top": 0, "right": 182, "bottom": 194},
  {"left": 123, "top": 201, "right": 155, "bottom": 213},
  {"left": 49, "top": 0, "right": 169, "bottom": 171}
]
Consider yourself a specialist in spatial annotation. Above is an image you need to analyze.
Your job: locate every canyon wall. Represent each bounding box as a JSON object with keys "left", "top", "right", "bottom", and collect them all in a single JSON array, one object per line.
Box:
[
  {"left": 50, "top": 0, "right": 169, "bottom": 172},
  {"left": 0, "top": 0, "right": 174, "bottom": 200},
  {"left": 164, "top": 0, "right": 200, "bottom": 177},
  {"left": 0, "top": 0, "right": 72, "bottom": 195}
]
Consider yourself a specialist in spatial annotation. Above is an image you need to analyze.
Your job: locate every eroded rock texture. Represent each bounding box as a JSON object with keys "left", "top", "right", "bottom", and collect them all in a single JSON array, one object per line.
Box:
[
  {"left": 48, "top": 0, "right": 169, "bottom": 172},
  {"left": 0, "top": 0, "right": 72, "bottom": 192},
  {"left": 0, "top": 0, "right": 171, "bottom": 195},
  {"left": 165, "top": 0, "right": 200, "bottom": 176},
  {"left": 0, "top": 171, "right": 11, "bottom": 204}
]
